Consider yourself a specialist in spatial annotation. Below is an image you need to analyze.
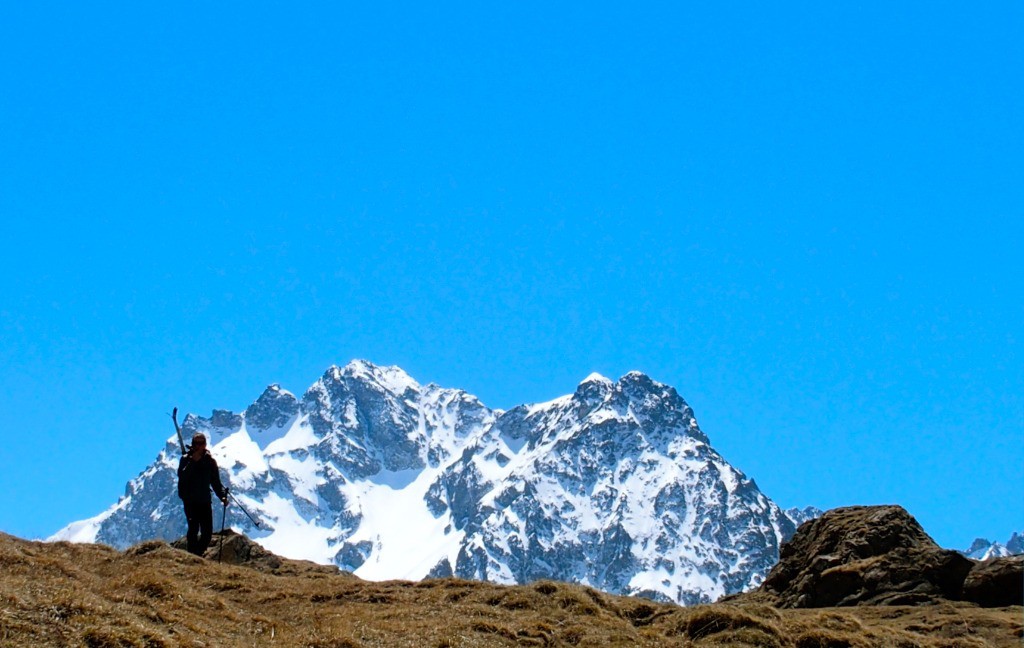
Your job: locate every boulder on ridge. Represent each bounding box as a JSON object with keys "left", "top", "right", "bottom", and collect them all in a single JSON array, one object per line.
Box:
[
  {"left": 168, "top": 529, "right": 342, "bottom": 577},
  {"left": 749, "top": 505, "right": 975, "bottom": 607}
]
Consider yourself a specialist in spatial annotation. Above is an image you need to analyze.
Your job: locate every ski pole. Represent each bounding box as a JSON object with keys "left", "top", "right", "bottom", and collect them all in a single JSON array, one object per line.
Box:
[
  {"left": 227, "top": 490, "right": 261, "bottom": 528},
  {"left": 218, "top": 498, "right": 227, "bottom": 563}
]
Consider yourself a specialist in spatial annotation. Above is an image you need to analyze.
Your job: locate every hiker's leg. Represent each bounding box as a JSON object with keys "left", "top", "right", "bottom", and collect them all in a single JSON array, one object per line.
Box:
[
  {"left": 196, "top": 500, "right": 214, "bottom": 554},
  {"left": 184, "top": 500, "right": 202, "bottom": 555}
]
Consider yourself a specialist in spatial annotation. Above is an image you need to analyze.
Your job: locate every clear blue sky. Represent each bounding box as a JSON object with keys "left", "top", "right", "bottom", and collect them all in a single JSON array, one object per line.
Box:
[{"left": 1, "top": 3, "right": 1020, "bottom": 551}]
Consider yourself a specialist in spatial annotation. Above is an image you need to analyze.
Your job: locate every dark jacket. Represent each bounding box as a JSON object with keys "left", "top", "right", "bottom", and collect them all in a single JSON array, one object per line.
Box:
[{"left": 177, "top": 451, "right": 227, "bottom": 502}]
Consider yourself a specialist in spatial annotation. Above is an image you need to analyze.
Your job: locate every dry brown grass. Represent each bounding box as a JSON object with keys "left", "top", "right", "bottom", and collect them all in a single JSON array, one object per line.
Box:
[{"left": 0, "top": 532, "right": 1020, "bottom": 647}]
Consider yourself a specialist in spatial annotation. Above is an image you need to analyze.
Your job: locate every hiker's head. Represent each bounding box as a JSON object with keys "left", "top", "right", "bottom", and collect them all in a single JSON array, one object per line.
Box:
[{"left": 191, "top": 433, "right": 207, "bottom": 450}]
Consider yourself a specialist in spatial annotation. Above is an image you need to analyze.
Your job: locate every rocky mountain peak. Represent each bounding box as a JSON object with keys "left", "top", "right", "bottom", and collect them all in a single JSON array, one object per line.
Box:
[
  {"left": 1007, "top": 532, "right": 1024, "bottom": 554},
  {"left": 341, "top": 359, "right": 420, "bottom": 396},
  {"left": 967, "top": 538, "right": 994, "bottom": 555},
  {"left": 571, "top": 372, "right": 615, "bottom": 414},
  {"left": 180, "top": 409, "right": 242, "bottom": 437},
  {"left": 618, "top": 369, "right": 655, "bottom": 388},
  {"left": 607, "top": 372, "right": 708, "bottom": 445},
  {"left": 961, "top": 530, "right": 1024, "bottom": 560},
  {"left": 784, "top": 506, "right": 824, "bottom": 534},
  {"left": 580, "top": 371, "right": 612, "bottom": 384},
  {"left": 244, "top": 384, "right": 299, "bottom": 433}
]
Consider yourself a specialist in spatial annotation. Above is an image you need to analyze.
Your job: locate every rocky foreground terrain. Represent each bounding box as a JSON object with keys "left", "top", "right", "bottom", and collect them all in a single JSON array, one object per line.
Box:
[
  {"left": 3, "top": 506, "right": 1022, "bottom": 647},
  {"left": 735, "top": 506, "right": 1022, "bottom": 610}
]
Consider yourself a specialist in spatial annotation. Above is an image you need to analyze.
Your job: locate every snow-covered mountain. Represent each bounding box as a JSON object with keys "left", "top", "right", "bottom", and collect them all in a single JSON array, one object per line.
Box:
[
  {"left": 54, "top": 360, "right": 798, "bottom": 604},
  {"left": 961, "top": 532, "right": 1024, "bottom": 560},
  {"left": 784, "top": 506, "right": 823, "bottom": 529}
]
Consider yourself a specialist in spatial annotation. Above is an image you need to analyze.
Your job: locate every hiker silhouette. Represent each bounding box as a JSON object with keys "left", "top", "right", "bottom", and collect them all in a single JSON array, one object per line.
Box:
[{"left": 176, "top": 432, "right": 228, "bottom": 556}]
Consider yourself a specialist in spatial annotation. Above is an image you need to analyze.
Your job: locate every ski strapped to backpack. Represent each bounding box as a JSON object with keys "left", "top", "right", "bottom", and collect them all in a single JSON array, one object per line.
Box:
[{"left": 171, "top": 406, "right": 188, "bottom": 455}]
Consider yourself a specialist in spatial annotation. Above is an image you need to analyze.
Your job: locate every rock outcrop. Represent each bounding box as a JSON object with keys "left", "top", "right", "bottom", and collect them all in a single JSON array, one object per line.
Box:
[
  {"left": 167, "top": 529, "right": 342, "bottom": 577},
  {"left": 738, "top": 505, "right": 1022, "bottom": 608},
  {"left": 962, "top": 555, "right": 1024, "bottom": 607},
  {"left": 750, "top": 506, "right": 974, "bottom": 607}
]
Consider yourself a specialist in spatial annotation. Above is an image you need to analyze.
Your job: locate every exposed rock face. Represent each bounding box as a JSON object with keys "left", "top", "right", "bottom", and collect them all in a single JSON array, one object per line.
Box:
[
  {"left": 244, "top": 384, "right": 300, "bottom": 433},
  {"left": 756, "top": 505, "right": 975, "bottom": 607},
  {"left": 426, "top": 370, "right": 795, "bottom": 605},
  {"left": 784, "top": 506, "right": 824, "bottom": 530},
  {"left": 1008, "top": 532, "right": 1024, "bottom": 555},
  {"left": 962, "top": 555, "right": 1024, "bottom": 607}
]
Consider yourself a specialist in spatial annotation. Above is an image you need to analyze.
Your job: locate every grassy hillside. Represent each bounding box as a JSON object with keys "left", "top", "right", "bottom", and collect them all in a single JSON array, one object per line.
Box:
[{"left": 0, "top": 532, "right": 1019, "bottom": 647}]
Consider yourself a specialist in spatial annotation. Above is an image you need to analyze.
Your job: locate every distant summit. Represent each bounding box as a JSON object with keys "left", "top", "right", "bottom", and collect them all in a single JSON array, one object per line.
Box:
[
  {"left": 961, "top": 532, "right": 1024, "bottom": 560},
  {"left": 784, "top": 506, "right": 824, "bottom": 530}
]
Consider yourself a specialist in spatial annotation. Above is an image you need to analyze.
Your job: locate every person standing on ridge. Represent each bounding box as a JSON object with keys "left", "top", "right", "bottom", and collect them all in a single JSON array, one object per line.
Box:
[{"left": 177, "top": 432, "right": 228, "bottom": 556}]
